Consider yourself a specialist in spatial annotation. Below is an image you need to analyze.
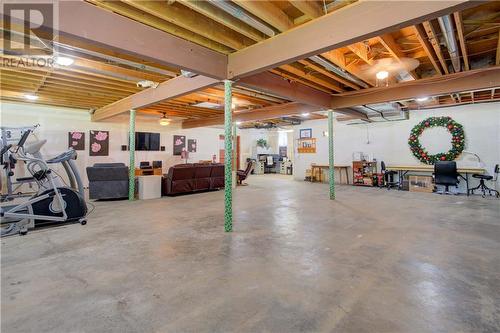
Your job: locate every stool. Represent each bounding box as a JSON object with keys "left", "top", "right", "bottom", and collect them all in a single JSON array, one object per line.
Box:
[{"left": 468, "top": 174, "right": 499, "bottom": 198}]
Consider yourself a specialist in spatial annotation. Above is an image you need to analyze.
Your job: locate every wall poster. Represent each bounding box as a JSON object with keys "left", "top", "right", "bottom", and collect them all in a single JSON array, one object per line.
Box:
[
  {"left": 173, "top": 135, "right": 186, "bottom": 155},
  {"left": 68, "top": 131, "right": 85, "bottom": 150},
  {"left": 188, "top": 139, "right": 197, "bottom": 153},
  {"left": 89, "top": 130, "right": 109, "bottom": 156}
]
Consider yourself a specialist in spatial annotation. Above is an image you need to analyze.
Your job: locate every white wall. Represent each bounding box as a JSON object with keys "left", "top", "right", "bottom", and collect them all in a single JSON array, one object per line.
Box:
[
  {"left": 293, "top": 102, "right": 500, "bottom": 192},
  {"left": 0, "top": 101, "right": 223, "bottom": 188},
  {"left": 239, "top": 128, "right": 294, "bottom": 164}
]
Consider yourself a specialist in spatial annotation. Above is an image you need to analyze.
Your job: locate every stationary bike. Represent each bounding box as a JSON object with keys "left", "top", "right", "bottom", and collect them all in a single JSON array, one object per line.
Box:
[{"left": 0, "top": 130, "right": 88, "bottom": 236}]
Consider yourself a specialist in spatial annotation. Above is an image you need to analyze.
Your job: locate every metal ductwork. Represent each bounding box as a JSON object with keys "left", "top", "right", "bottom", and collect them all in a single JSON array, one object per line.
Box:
[
  {"left": 208, "top": 0, "right": 275, "bottom": 37},
  {"left": 309, "top": 55, "right": 369, "bottom": 88},
  {"left": 438, "top": 15, "right": 461, "bottom": 73}
]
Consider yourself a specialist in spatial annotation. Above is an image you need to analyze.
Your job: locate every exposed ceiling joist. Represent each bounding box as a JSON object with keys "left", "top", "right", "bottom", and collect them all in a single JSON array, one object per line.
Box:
[
  {"left": 182, "top": 102, "right": 316, "bottom": 129},
  {"left": 235, "top": 71, "right": 331, "bottom": 108},
  {"left": 92, "top": 75, "right": 219, "bottom": 121},
  {"left": 2, "top": 1, "right": 227, "bottom": 79},
  {"left": 453, "top": 12, "right": 470, "bottom": 71},
  {"left": 227, "top": 0, "right": 478, "bottom": 79},
  {"left": 330, "top": 67, "right": 500, "bottom": 109}
]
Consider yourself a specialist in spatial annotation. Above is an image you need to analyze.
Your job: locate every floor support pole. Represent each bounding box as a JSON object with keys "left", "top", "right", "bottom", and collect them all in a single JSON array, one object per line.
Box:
[
  {"left": 328, "top": 110, "right": 335, "bottom": 200},
  {"left": 224, "top": 80, "right": 233, "bottom": 232},
  {"left": 128, "top": 109, "right": 136, "bottom": 201}
]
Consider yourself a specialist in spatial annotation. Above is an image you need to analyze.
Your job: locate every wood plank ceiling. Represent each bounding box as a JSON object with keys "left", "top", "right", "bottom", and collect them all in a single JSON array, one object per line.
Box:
[{"left": 1, "top": 0, "right": 499, "bottom": 124}]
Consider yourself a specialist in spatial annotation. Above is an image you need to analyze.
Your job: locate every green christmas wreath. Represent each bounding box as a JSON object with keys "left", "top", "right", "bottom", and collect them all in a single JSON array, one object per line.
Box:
[{"left": 408, "top": 116, "right": 465, "bottom": 165}]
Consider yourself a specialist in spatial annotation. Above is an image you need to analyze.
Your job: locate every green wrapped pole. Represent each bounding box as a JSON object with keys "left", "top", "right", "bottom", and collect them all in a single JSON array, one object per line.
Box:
[
  {"left": 128, "top": 109, "right": 136, "bottom": 201},
  {"left": 224, "top": 80, "right": 233, "bottom": 232},
  {"left": 328, "top": 110, "right": 335, "bottom": 200},
  {"left": 233, "top": 122, "right": 237, "bottom": 172}
]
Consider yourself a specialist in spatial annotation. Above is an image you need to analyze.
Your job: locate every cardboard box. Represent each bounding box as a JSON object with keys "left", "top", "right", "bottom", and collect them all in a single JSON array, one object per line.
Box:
[{"left": 409, "top": 175, "right": 434, "bottom": 193}]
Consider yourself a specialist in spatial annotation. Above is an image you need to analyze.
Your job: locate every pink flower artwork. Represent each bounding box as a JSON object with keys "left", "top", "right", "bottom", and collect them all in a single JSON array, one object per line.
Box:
[
  {"left": 95, "top": 131, "right": 108, "bottom": 141},
  {"left": 91, "top": 142, "right": 101, "bottom": 153},
  {"left": 72, "top": 141, "right": 78, "bottom": 146},
  {"left": 175, "top": 138, "right": 183, "bottom": 146},
  {"left": 72, "top": 132, "right": 82, "bottom": 140}
]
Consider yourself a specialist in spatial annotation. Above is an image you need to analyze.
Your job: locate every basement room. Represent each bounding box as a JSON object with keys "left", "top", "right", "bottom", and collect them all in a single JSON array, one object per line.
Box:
[{"left": 1, "top": 1, "right": 499, "bottom": 332}]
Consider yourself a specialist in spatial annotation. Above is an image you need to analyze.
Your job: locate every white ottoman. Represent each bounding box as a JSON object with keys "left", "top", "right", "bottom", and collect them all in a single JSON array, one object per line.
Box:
[{"left": 137, "top": 175, "right": 162, "bottom": 200}]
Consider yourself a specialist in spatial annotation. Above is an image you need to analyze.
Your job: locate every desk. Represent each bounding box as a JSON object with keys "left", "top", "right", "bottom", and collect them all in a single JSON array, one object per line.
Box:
[
  {"left": 310, "top": 164, "right": 350, "bottom": 184},
  {"left": 386, "top": 165, "right": 485, "bottom": 195},
  {"left": 135, "top": 167, "right": 162, "bottom": 176}
]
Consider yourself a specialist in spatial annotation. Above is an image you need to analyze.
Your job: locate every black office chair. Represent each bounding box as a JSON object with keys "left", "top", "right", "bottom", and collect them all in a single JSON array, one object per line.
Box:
[
  {"left": 380, "top": 161, "right": 398, "bottom": 190},
  {"left": 468, "top": 164, "right": 499, "bottom": 198},
  {"left": 434, "top": 161, "right": 459, "bottom": 194}
]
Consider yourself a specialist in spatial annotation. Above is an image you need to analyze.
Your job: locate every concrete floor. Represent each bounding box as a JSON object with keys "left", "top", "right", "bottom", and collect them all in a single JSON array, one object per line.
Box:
[{"left": 2, "top": 174, "right": 499, "bottom": 332}]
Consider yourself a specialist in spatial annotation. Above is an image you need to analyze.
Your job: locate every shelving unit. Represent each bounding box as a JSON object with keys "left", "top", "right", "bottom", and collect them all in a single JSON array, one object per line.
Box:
[
  {"left": 352, "top": 161, "right": 377, "bottom": 186},
  {"left": 297, "top": 138, "right": 316, "bottom": 153}
]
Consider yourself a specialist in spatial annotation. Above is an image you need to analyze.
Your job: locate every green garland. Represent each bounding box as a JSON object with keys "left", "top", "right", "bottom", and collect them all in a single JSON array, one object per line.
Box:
[{"left": 408, "top": 116, "right": 465, "bottom": 165}]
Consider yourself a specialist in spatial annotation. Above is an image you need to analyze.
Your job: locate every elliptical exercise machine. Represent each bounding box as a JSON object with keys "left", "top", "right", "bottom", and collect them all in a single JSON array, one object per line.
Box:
[{"left": 0, "top": 130, "right": 88, "bottom": 236}]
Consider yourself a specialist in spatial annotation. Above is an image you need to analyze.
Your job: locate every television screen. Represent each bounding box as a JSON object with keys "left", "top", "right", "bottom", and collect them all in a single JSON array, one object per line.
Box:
[{"left": 135, "top": 132, "right": 160, "bottom": 151}]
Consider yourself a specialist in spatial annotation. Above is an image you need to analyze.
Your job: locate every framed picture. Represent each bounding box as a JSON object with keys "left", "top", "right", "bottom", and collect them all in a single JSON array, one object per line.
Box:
[
  {"left": 173, "top": 135, "right": 186, "bottom": 155},
  {"left": 300, "top": 128, "right": 312, "bottom": 139},
  {"left": 68, "top": 131, "right": 85, "bottom": 150},
  {"left": 188, "top": 139, "right": 197, "bottom": 153},
  {"left": 89, "top": 130, "right": 109, "bottom": 156}
]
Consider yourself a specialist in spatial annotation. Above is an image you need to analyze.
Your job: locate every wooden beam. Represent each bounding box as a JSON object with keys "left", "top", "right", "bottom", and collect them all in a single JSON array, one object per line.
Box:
[
  {"left": 227, "top": 1, "right": 478, "bottom": 78},
  {"left": 289, "top": 1, "right": 323, "bottom": 19},
  {"left": 178, "top": 0, "right": 266, "bottom": 42},
  {"left": 453, "top": 12, "right": 470, "bottom": 71},
  {"left": 232, "top": 0, "right": 293, "bottom": 32},
  {"left": 122, "top": 0, "right": 254, "bottom": 50},
  {"left": 298, "top": 59, "right": 361, "bottom": 90},
  {"left": 422, "top": 21, "right": 449, "bottom": 74},
  {"left": 413, "top": 24, "right": 443, "bottom": 75},
  {"left": 377, "top": 34, "right": 418, "bottom": 80},
  {"left": 235, "top": 71, "right": 332, "bottom": 108},
  {"left": 496, "top": 29, "right": 500, "bottom": 66},
  {"left": 321, "top": 50, "right": 375, "bottom": 86},
  {"left": 279, "top": 64, "right": 344, "bottom": 93},
  {"left": 330, "top": 66, "right": 500, "bottom": 108},
  {"left": 92, "top": 75, "right": 219, "bottom": 121},
  {"left": 86, "top": 0, "right": 231, "bottom": 54},
  {"left": 182, "top": 102, "right": 315, "bottom": 128},
  {"left": 3, "top": 1, "right": 227, "bottom": 79}
]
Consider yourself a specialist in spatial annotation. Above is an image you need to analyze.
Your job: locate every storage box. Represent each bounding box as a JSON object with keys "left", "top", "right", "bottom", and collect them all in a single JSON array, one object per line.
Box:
[{"left": 409, "top": 175, "right": 434, "bottom": 193}]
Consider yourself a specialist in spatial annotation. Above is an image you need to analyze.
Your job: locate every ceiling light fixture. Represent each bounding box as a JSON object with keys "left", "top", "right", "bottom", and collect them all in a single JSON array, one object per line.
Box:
[
  {"left": 376, "top": 70, "right": 389, "bottom": 80},
  {"left": 416, "top": 97, "right": 429, "bottom": 102},
  {"left": 55, "top": 56, "right": 74, "bottom": 66},
  {"left": 235, "top": 121, "right": 242, "bottom": 125},
  {"left": 24, "top": 94, "right": 39, "bottom": 101},
  {"left": 158, "top": 112, "right": 170, "bottom": 126},
  {"left": 301, "top": 112, "right": 310, "bottom": 117}
]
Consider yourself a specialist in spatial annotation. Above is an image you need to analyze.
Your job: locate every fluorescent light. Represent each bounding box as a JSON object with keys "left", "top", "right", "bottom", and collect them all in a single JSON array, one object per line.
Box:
[
  {"left": 235, "top": 121, "right": 242, "bottom": 125},
  {"left": 24, "top": 94, "right": 39, "bottom": 101},
  {"left": 55, "top": 56, "right": 74, "bottom": 66},
  {"left": 193, "top": 102, "right": 221, "bottom": 109},
  {"left": 376, "top": 71, "right": 389, "bottom": 80},
  {"left": 301, "top": 112, "right": 310, "bottom": 117},
  {"left": 416, "top": 97, "right": 429, "bottom": 102}
]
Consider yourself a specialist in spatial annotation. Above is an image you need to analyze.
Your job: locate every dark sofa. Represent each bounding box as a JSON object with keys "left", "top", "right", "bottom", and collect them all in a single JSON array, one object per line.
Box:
[
  {"left": 86, "top": 163, "right": 129, "bottom": 200},
  {"left": 162, "top": 163, "right": 225, "bottom": 196}
]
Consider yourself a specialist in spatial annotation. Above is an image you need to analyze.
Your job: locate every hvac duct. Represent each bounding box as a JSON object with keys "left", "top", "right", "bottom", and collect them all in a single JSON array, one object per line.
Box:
[
  {"left": 438, "top": 15, "right": 461, "bottom": 73},
  {"left": 309, "top": 55, "right": 369, "bottom": 88},
  {"left": 208, "top": 0, "right": 276, "bottom": 37}
]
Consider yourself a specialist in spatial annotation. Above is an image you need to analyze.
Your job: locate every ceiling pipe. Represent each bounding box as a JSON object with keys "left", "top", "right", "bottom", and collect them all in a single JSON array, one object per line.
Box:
[
  {"left": 309, "top": 55, "right": 369, "bottom": 88},
  {"left": 208, "top": 0, "right": 276, "bottom": 37},
  {"left": 438, "top": 15, "right": 461, "bottom": 73}
]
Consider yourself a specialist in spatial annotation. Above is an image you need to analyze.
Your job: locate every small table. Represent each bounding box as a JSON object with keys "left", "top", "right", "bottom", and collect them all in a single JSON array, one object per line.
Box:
[
  {"left": 137, "top": 175, "right": 162, "bottom": 200},
  {"left": 310, "top": 164, "right": 350, "bottom": 184},
  {"left": 386, "top": 165, "right": 485, "bottom": 196}
]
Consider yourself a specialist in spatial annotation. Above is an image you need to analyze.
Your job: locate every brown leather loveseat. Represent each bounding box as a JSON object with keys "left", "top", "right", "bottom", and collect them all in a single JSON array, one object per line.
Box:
[{"left": 162, "top": 163, "right": 225, "bottom": 195}]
